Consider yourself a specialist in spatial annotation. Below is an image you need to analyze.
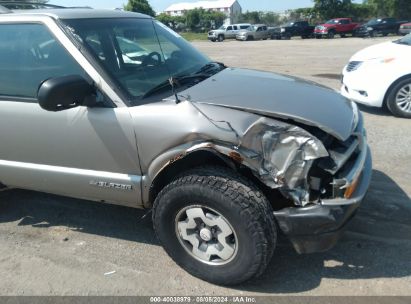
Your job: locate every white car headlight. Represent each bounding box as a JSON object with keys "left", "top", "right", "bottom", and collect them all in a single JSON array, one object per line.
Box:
[
  {"left": 280, "top": 28, "right": 285, "bottom": 33},
  {"left": 367, "top": 27, "right": 374, "bottom": 31}
]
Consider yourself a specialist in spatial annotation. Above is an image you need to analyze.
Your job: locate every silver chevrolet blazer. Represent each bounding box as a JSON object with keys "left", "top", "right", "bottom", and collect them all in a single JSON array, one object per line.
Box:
[{"left": 0, "top": 6, "right": 372, "bottom": 285}]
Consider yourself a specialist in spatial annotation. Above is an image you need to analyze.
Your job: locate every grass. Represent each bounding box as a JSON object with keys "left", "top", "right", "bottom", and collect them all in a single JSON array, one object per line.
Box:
[{"left": 180, "top": 32, "right": 209, "bottom": 41}]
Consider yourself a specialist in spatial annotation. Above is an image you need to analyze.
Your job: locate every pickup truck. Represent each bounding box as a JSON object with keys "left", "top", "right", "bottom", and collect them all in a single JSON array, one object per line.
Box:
[
  {"left": 354, "top": 18, "right": 409, "bottom": 37},
  {"left": 314, "top": 18, "right": 359, "bottom": 38},
  {"left": 236, "top": 24, "right": 270, "bottom": 41},
  {"left": 399, "top": 22, "right": 411, "bottom": 35},
  {"left": 208, "top": 23, "right": 251, "bottom": 42},
  {"left": 0, "top": 5, "right": 372, "bottom": 286},
  {"left": 271, "top": 21, "right": 315, "bottom": 39}
]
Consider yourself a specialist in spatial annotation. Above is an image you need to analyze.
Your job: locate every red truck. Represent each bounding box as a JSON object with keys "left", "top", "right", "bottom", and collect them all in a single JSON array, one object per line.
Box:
[{"left": 314, "top": 18, "right": 359, "bottom": 38}]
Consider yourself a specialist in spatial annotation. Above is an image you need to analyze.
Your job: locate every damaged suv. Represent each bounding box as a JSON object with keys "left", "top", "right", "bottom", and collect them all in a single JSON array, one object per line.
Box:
[{"left": 0, "top": 7, "right": 372, "bottom": 285}]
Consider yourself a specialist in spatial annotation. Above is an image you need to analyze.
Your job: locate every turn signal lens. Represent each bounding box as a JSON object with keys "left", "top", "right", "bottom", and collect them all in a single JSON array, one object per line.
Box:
[{"left": 344, "top": 177, "right": 360, "bottom": 199}]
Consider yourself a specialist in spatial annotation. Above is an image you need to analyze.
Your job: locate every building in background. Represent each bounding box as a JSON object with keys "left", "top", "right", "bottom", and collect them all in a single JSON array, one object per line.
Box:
[{"left": 164, "top": 0, "right": 242, "bottom": 25}]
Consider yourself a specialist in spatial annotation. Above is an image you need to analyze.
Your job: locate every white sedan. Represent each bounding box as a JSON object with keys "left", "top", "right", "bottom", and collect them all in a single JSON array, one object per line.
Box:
[{"left": 341, "top": 34, "right": 411, "bottom": 118}]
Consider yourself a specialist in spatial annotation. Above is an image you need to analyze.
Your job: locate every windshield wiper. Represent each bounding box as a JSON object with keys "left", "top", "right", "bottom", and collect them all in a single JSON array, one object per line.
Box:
[
  {"left": 142, "top": 73, "right": 209, "bottom": 99},
  {"left": 196, "top": 61, "right": 226, "bottom": 74},
  {"left": 142, "top": 62, "right": 226, "bottom": 100}
]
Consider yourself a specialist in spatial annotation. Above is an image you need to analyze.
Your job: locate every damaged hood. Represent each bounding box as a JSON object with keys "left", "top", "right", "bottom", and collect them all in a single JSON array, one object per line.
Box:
[{"left": 181, "top": 68, "right": 356, "bottom": 141}]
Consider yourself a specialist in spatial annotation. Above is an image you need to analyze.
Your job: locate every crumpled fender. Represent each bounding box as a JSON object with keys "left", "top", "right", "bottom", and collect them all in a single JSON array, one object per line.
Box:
[{"left": 146, "top": 116, "right": 328, "bottom": 207}]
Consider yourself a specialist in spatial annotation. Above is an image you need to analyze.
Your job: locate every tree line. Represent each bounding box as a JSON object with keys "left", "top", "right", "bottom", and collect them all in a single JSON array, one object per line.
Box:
[
  {"left": 1, "top": 0, "right": 409, "bottom": 29},
  {"left": 124, "top": 0, "right": 411, "bottom": 31}
]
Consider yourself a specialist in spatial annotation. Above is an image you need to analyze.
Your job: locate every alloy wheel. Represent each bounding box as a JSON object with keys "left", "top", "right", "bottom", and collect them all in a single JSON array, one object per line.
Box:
[
  {"left": 175, "top": 205, "right": 238, "bottom": 265},
  {"left": 395, "top": 83, "right": 411, "bottom": 113}
]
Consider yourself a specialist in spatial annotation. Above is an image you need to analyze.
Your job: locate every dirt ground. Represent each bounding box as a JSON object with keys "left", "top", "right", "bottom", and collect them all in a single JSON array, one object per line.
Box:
[{"left": 0, "top": 37, "right": 410, "bottom": 296}]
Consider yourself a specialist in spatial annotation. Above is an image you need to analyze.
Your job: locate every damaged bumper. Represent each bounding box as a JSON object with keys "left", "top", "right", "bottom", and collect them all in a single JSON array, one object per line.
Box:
[{"left": 274, "top": 145, "right": 372, "bottom": 254}]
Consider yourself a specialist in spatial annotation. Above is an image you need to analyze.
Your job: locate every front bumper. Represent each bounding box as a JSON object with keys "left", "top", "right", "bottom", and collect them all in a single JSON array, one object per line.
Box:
[
  {"left": 399, "top": 28, "right": 411, "bottom": 35},
  {"left": 314, "top": 30, "right": 328, "bottom": 36},
  {"left": 341, "top": 67, "right": 388, "bottom": 108},
  {"left": 274, "top": 144, "right": 372, "bottom": 254},
  {"left": 236, "top": 35, "right": 247, "bottom": 41}
]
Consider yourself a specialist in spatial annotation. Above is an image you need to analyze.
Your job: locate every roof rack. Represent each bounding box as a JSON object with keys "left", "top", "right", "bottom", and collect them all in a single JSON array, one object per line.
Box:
[{"left": 0, "top": 1, "right": 65, "bottom": 10}]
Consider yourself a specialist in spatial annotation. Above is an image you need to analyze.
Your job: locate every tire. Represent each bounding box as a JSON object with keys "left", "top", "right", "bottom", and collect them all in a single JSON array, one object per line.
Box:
[
  {"left": 218, "top": 35, "right": 224, "bottom": 42},
  {"left": 327, "top": 31, "right": 335, "bottom": 39},
  {"left": 386, "top": 77, "right": 411, "bottom": 118},
  {"left": 340, "top": 33, "right": 346, "bottom": 38},
  {"left": 316, "top": 35, "right": 322, "bottom": 39},
  {"left": 369, "top": 30, "right": 375, "bottom": 38},
  {"left": 153, "top": 166, "right": 277, "bottom": 285}
]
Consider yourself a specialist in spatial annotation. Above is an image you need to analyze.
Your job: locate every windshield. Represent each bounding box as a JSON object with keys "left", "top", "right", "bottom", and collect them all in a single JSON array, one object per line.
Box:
[
  {"left": 366, "top": 19, "right": 382, "bottom": 26},
  {"left": 248, "top": 25, "right": 256, "bottom": 32},
  {"left": 62, "top": 18, "right": 211, "bottom": 103},
  {"left": 218, "top": 25, "right": 226, "bottom": 30},
  {"left": 325, "top": 19, "right": 339, "bottom": 24},
  {"left": 285, "top": 22, "right": 295, "bottom": 27},
  {"left": 394, "top": 34, "right": 411, "bottom": 46}
]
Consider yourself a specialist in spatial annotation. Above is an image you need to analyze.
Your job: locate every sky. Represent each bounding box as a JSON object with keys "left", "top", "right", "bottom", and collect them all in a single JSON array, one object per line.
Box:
[{"left": 49, "top": 0, "right": 361, "bottom": 13}]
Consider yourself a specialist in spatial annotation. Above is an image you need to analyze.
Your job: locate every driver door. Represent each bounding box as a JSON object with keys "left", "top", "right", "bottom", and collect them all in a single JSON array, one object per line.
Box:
[{"left": 0, "top": 22, "right": 142, "bottom": 207}]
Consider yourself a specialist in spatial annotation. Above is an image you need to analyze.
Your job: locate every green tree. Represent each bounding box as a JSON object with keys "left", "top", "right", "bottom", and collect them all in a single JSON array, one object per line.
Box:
[
  {"left": 185, "top": 8, "right": 202, "bottom": 31},
  {"left": 157, "top": 13, "right": 185, "bottom": 30},
  {"left": 366, "top": 0, "right": 411, "bottom": 19},
  {"left": 239, "top": 11, "right": 261, "bottom": 24},
  {"left": 124, "top": 0, "right": 155, "bottom": 17},
  {"left": 313, "top": 0, "right": 353, "bottom": 19}
]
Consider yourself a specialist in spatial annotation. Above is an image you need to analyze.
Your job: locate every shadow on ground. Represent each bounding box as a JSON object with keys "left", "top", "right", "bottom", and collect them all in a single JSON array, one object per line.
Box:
[
  {"left": 0, "top": 188, "right": 158, "bottom": 246},
  {"left": 357, "top": 104, "right": 392, "bottom": 117},
  {"left": 0, "top": 170, "right": 410, "bottom": 293}
]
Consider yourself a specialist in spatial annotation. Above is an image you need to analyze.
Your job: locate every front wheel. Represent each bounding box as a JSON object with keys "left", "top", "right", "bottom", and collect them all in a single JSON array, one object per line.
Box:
[
  {"left": 327, "top": 31, "right": 335, "bottom": 39},
  {"left": 153, "top": 166, "right": 276, "bottom": 285},
  {"left": 218, "top": 35, "right": 224, "bottom": 42},
  {"left": 387, "top": 78, "right": 411, "bottom": 118}
]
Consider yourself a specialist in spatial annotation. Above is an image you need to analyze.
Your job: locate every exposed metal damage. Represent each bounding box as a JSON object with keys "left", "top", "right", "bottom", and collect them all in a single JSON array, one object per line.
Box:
[{"left": 185, "top": 116, "right": 329, "bottom": 207}]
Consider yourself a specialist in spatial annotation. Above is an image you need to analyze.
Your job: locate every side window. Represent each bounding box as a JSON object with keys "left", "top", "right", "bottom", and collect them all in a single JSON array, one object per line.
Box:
[
  {"left": 341, "top": 19, "right": 349, "bottom": 24},
  {"left": 232, "top": 25, "right": 238, "bottom": 30},
  {"left": 0, "top": 23, "right": 86, "bottom": 99},
  {"left": 226, "top": 26, "right": 232, "bottom": 31},
  {"left": 240, "top": 25, "right": 249, "bottom": 29}
]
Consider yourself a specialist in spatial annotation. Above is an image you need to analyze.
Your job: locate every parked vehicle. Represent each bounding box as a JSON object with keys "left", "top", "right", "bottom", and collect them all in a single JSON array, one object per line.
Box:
[
  {"left": 236, "top": 24, "right": 270, "bottom": 41},
  {"left": 354, "top": 18, "right": 408, "bottom": 37},
  {"left": 399, "top": 22, "right": 411, "bottom": 36},
  {"left": 271, "top": 21, "right": 315, "bottom": 39},
  {"left": 0, "top": 6, "right": 372, "bottom": 285},
  {"left": 314, "top": 18, "right": 359, "bottom": 38},
  {"left": 208, "top": 24, "right": 251, "bottom": 42},
  {"left": 342, "top": 34, "right": 411, "bottom": 118}
]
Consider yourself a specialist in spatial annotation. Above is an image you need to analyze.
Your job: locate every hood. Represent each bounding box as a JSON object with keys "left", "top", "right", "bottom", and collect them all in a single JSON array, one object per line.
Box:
[
  {"left": 321, "top": 23, "right": 336, "bottom": 28},
  {"left": 181, "top": 68, "right": 356, "bottom": 141},
  {"left": 350, "top": 41, "right": 410, "bottom": 61}
]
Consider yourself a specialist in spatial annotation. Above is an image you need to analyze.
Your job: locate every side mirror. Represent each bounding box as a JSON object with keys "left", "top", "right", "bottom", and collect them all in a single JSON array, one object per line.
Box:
[{"left": 37, "top": 75, "right": 96, "bottom": 112}]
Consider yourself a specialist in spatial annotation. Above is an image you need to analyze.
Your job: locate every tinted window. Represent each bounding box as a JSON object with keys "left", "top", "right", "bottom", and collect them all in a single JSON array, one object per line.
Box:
[
  {"left": 226, "top": 26, "right": 232, "bottom": 30},
  {"left": 63, "top": 18, "right": 210, "bottom": 101},
  {"left": 232, "top": 25, "right": 238, "bottom": 30},
  {"left": 240, "top": 25, "right": 249, "bottom": 29},
  {"left": 0, "top": 23, "right": 85, "bottom": 99},
  {"left": 340, "top": 19, "right": 349, "bottom": 24}
]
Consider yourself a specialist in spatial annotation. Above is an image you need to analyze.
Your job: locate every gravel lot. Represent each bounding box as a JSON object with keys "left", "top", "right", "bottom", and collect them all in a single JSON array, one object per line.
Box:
[{"left": 0, "top": 37, "right": 410, "bottom": 296}]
